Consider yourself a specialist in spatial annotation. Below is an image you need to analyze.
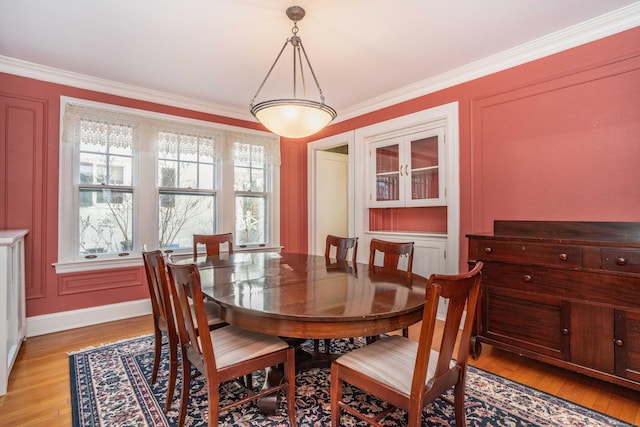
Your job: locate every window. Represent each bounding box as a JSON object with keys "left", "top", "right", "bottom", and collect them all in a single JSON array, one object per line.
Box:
[
  {"left": 157, "top": 132, "right": 217, "bottom": 250},
  {"left": 77, "top": 120, "right": 134, "bottom": 255},
  {"left": 234, "top": 142, "right": 269, "bottom": 246},
  {"left": 57, "top": 98, "right": 280, "bottom": 273}
]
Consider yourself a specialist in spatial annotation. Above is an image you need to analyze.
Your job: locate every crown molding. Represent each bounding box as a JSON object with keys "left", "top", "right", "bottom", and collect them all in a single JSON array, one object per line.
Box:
[
  {"left": 0, "top": 55, "right": 253, "bottom": 121},
  {"left": 1, "top": 3, "right": 638, "bottom": 124},
  {"left": 338, "top": 3, "right": 640, "bottom": 122}
]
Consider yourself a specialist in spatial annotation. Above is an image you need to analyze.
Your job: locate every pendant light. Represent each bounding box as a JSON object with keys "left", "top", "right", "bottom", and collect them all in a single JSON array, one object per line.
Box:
[{"left": 250, "top": 6, "right": 336, "bottom": 139}]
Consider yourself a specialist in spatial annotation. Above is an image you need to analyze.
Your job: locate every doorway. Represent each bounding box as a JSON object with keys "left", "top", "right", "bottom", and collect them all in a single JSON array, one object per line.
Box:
[{"left": 307, "top": 132, "right": 355, "bottom": 256}]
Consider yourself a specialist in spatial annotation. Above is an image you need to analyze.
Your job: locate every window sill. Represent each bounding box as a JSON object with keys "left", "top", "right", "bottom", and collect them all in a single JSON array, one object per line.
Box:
[
  {"left": 53, "top": 245, "right": 283, "bottom": 274},
  {"left": 53, "top": 256, "right": 144, "bottom": 274}
]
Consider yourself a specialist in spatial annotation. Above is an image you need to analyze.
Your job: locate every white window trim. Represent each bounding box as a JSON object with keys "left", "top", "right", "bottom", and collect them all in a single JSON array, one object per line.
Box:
[{"left": 55, "top": 97, "right": 280, "bottom": 273}]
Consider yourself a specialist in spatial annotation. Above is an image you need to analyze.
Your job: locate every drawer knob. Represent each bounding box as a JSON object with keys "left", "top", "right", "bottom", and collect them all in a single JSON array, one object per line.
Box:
[
  {"left": 484, "top": 247, "right": 493, "bottom": 254},
  {"left": 522, "top": 274, "right": 533, "bottom": 283},
  {"left": 559, "top": 253, "right": 568, "bottom": 261},
  {"left": 561, "top": 328, "right": 569, "bottom": 335},
  {"left": 616, "top": 257, "right": 627, "bottom": 266},
  {"left": 614, "top": 339, "right": 624, "bottom": 347}
]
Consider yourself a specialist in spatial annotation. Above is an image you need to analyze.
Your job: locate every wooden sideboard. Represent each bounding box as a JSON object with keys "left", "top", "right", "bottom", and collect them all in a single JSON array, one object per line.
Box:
[{"left": 467, "top": 221, "right": 640, "bottom": 391}]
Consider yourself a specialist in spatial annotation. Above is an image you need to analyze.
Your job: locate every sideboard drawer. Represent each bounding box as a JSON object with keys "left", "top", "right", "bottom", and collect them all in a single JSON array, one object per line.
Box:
[
  {"left": 601, "top": 248, "right": 640, "bottom": 274},
  {"left": 483, "top": 263, "right": 640, "bottom": 307},
  {"left": 482, "top": 263, "right": 573, "bottom": 298},
  {"left": 470, "top": 239, "right": 581, "bottom": 267}
]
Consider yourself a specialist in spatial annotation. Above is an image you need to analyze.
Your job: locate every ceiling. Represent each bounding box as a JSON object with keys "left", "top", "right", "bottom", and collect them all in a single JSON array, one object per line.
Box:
[{"left": 1, "top": 1, "right": 639, "bottom": 123}]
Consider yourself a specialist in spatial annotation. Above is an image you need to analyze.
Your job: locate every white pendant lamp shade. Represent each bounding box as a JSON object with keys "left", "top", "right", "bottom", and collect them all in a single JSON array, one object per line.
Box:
[
  {"left": 251, "top": 99, "right": 337, "bottom": 139},
  {"left": 250, "top": 6, "right": 336, "bottom": 139}
]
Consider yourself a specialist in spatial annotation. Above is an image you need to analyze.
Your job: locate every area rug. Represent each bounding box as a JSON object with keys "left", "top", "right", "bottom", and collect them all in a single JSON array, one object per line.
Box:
[{"left": 69, "top": 335, "right": 633, "bottom": 427}]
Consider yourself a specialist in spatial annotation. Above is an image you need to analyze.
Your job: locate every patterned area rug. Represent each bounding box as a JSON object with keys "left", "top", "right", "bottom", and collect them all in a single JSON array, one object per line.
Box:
[{"left": 69, "top": 335, "right": 633, "bottom": 426}]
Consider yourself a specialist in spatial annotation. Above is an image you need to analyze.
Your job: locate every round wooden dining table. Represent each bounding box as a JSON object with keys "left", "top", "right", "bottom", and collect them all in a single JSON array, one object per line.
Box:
[
  {"left": 175, "top": 251, "right": 428, "bottom": 413},
  {"left": 187, "top": 251, "right": 429, "bottom": 340}
]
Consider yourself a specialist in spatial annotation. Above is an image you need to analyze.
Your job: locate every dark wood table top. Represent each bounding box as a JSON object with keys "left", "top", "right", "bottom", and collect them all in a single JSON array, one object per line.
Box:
[{"left": 181, "top": 252, "right": 428, "bottom": 339}]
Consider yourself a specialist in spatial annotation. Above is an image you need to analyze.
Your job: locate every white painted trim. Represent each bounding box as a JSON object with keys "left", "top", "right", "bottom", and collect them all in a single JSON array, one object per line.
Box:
[
  {"left": 355, "top": 102, "right": 460, "bottom": 274},
  {"left": 307, "top": 131, "right": 356, "bottom": 256},
  {"left": 55, "top": 96, "right": 279, "bottom": 269},
  {"left": 26, "top": 299, "right": 152, "bottom": 337},
  {"left": 0, "top": 56, "right": 252, "bottom": 121},
  {"left": 2, "top": 5, "right": 637, "bottom": 124},
  {"left": 338, "top": 3, "right": 640, "bottom": 121}
]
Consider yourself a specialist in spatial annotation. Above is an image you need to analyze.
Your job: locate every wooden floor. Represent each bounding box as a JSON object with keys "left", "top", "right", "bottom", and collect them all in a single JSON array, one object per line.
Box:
[{"left": 0, "top": 315, "right": 638, "bottom": 426}]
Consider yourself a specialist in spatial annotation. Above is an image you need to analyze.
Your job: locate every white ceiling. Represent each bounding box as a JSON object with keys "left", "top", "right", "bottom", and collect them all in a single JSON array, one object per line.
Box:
[{"left": 1, "top": 1, "right": 639, "bottom": 123}]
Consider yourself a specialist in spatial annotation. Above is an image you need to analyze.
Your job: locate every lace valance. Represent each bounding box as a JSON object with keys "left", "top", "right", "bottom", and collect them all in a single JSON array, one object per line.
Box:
[{"left": 61, "top": 102, "right": 280, "bottom": 164}]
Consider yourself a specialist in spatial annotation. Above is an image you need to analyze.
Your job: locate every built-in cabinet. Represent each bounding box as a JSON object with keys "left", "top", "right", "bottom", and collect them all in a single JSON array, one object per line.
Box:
[
  {"left": 310, "top": 102, "right": 459, "bottom": 311},
  {"left": 0, "top": 229, "right": 28, "bottom": 396},
  {"left": 468, "top": 221, "right": 640, "bottom": 391},
  {"left": 354, "top": 102, "right": 460, "bottom": 279},
  {"left": 369, "top": 127, "right": 445, "bottom": 207}
]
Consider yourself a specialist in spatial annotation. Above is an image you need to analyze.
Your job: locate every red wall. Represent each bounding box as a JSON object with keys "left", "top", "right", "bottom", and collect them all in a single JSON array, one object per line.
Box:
[
  {"left": 0, "top": 76, "right": 272, "bottom": 316},
  {"left": 1, "top": 26, "right": 639, "bottom": 317},
  {"left": 303, "top": 27, "right": 640, "bottom": 266},
  {"left": 369, "top": 207, "right": 448, "bottom": 233}
]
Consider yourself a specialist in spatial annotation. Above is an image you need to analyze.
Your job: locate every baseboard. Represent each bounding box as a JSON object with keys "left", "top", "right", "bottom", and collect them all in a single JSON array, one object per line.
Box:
[{"left": 26, "top": 299, "right": 152, "bottom": 337}]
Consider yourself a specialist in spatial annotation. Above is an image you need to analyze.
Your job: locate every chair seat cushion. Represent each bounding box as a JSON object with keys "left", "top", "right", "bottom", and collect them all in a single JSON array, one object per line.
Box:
[
  {"left": 335, "top": 335, "right": 442, "bottom": 397},
  {"left": 206, "top": 325, "right": 289, "bottom": 369}
]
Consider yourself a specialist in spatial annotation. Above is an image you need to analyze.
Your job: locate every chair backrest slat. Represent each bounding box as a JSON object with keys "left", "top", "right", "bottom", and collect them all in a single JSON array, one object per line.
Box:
[
  {"left": 368, "top": 238, "right": 414, "bottom": 274},
  {"left": 325, "top": 235, "right": 358, "bottom": 264},
  {"left": 142, "top": 250, "right": 175, "bottom": 335},
  {"left": 193, "top": 233, "right": 234, "bottom": 259}
]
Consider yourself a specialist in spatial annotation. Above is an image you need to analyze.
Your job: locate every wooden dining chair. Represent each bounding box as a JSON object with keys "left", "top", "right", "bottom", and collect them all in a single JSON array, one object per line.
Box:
[
  {"left": 325, "top": 234, "right": 358, "bottom": 264},
  {"left": 368, "top": 238, "right": 414, "bottom": 276},
  {"left": 142, "top": 250, "right": 228, "bottom": 412},
  {"left": 368, "top": 238, "right": 415, "bottom": 337},
  {"left": 330, "top": 262, "right": 483, "bottom": 427},
  {"left": 142, "top": 250, "right": 180, "bottom": 412},
  {"left": 315, "top": 235, "right": 359, "bottom": 353},
  {"left": 193, "top": 233, "right": 234, "bottom": 259},
  {"left": 166, "top": 262, "right": 297, "bottom": 427}
]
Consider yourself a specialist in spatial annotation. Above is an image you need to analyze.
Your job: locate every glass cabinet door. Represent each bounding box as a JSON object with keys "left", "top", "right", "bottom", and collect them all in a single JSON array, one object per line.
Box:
[
  {"left": 368, "top": 127, "right": 446, "bottom": 207},
  {"left": 406, "top": 129, "right": 443, "bottom": 205},
  {"left": 374, "top": 141, "right": 401, "bottom": 203}
]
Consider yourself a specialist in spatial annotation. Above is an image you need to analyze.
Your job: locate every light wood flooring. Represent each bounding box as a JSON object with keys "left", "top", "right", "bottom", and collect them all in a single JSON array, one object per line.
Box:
[{"left": 0, "top": 315, "right": 638, "bottom": 426}]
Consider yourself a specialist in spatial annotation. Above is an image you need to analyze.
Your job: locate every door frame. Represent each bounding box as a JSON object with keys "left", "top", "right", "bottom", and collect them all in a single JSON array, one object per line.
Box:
[{"left": 307, "top": 131, "right": 355, "bottom": 255}]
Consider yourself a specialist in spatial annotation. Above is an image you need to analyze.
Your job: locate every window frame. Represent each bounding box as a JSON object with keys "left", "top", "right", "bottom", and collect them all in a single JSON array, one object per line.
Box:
[
  {"left": 56, "top": 97, "right": 280, "bottom": 273},
  {"left": 233, "top": 141, "right": 272, "bottom": 248},
  {"left": 156, "top": 130, "right": 220, "bottom": 250}
]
